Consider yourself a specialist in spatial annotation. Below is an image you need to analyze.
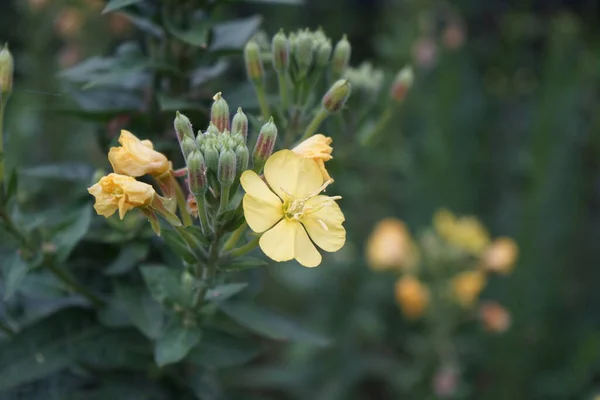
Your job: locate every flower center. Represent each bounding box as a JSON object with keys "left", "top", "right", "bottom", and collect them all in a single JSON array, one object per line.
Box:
[{"left": 280, "top": 179, "right": 340, "bottom": 222}]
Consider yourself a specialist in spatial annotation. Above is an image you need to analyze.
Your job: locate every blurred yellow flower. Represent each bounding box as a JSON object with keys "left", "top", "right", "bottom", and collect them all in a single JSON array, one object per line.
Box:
[
  {"left": 108, "top": 130, "right": 171, "bottom": 178},
  {"left": 479, "top": 301, "right": 511, "bottom": 334},
  {"left": 88, "top": 173, "right": 155, "bottom": 219},
  {"left": 366, "top": 218, "right": 419, "bottom": 271},
  {"left": 433, "top": 208, "right": 490, "bottom": 255},
  {"left": 483, "top": 237, "right": 518, "bottom": 274},
  {"left": 451, "top": 270, "right": 487, "bottom": 308},
  {"left": 292, "top": 134, "right": 333, "bottom": 181},
  {"left": 241, "top": 150, "right": 345, "bottom": 267},
  {"left": 395, "top": 275, "right": 429, "bottom": 319}
]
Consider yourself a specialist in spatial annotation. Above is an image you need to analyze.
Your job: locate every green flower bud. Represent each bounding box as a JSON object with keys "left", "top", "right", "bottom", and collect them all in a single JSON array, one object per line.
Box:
[
  {"left": 196, "top": 132, "right": 206, "bottom": 151},
  {"left": 272, "top": 30, "right": 289, "bottom": 72},
  {"left": 174, "top": 111, "right": 195, "bottom": 143},
  {"left": 210, "top": 92, "right": 230, "bottom": 133},
  {"left": 231, "top": 107, "right": 248, "bottom": 141},
  {"left": 0, "top": 44, "right": 13, "bottom": 98},
  {"left": 322, "top": 79, "right": 352, "bottom": 113},
  {"left": 206, "top": 122, "right": 220, "bottom": 137},
  {"left": 181, "top": 136, "right": 197, "bottom": 160},
  {"left": 235, "top": 144, "right": 250, "bottom": 176},
  {"left": 315, "top": 39, "right": 332, "bottom": 68},
  {"left": 332, "top": 35, "right": 351, "bottom": 77},
  {"left": 390, "top": 66, "right": 414, "bottom": 102},
  {"left": 295, "top": 30, "right": 314, "bottom": 76},
  {"left": 204, "top": 143, "right": 219, "bottom": 173},
  {"left": 252, "top": 117, "right": 278, "bottom": 173},
  {"left": 187, "top": 150, "right": 207, "bottom": 195},
  {"left": 218, "top": 148, "right": 236, "bottom": 186},
  {"left": 288, "top": 33, "right": 297, "bottom": 57},
  {"left": 244, "top": 40, "right": 264, "bottom": 83}
]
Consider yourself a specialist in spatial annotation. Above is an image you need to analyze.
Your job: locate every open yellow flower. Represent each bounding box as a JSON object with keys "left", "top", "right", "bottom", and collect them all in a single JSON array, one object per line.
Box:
[
  {"left": 292, "top": 134, "right": 333, "bottom": 181},
  {"left": 240, "top": 150, "right": 345, "bottom": 267},
  {"left": 88, "top": 173, "right": 155, "bottom": 219},
  {"left": 451, "top": 270, "right": 487, "bottom": 308},
  {"left": 108, "top": 130, "right": 171, "bottom": 177},
  {"left": 367, "top": 218, "right": 420, "bottom": 271},
  {"left": 433, "top": 208, "right": 490, "bottom": 255},
  {"left": 482, "top": 237, "right": 518, "bottom": 274},
  {"left": 395, "top": 275, "right": 429, "bottom": 320}
]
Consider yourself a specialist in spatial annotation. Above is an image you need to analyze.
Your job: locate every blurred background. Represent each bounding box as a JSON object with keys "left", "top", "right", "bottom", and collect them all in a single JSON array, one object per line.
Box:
[{"left": 1, "top": 0, "right": 600, "bottom": 399}]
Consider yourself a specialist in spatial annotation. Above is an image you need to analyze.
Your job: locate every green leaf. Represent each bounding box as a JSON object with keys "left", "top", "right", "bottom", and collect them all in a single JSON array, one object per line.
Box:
[
  {"left": 220, "top": 206, "right": 245, "bottom": 232},
  {"left": 78, "top": 329, "right": 153, "bottom": 369},
  {"left": 4, "top": 168, "right": 18, "bottom": 202},
  {"left": 205, "top": 283, "right": 248, "bottom": 302},
  {"left": 53, "top": 207, "right": 92, "bottom": 262},
  {"left": 2, "top": 253, "right": 29, "bottom": 300},
  {"left": 218, "top": 301, "right": 330, "bottom": 346},
  {"left": 186, "top": 225, "right": 211, "bottom": 246},
  {"left": 157, "top": 94, "right": 207, "bottom": 112},
  {"left": 164, "top": 12, "right": 210, "bottom": 47},
  {"left": 234, "top": 0, "right": 304, "bottom": 3},
  {"left": 221, "top": 256, "right": 267, "bottom": 271},
  {"left": 154, "top": 323, "right": 202, "bottom": 367},
  {"left": 102, "top": 0, "right": 143, "bottom": 14},
  {"left": 20, "top": 163, "right": 94, "bottom": 181},
  {"left": 161, "top": 229, "right": 198, "bottom": 264},
  {"left": 116, "top": 284, "right": 164, "bottom": 339},
  {"left": 209, "top": 15, "right": 263, "bottom": 51},
  {"left": 187, "top": 330, "right": 260, "bottom": 368},
  {"left": 104, "top": 243, "right": 149, "bottom": 275},
  {"left": 140, "top": 265, "right": 191, "bottom": 307}
]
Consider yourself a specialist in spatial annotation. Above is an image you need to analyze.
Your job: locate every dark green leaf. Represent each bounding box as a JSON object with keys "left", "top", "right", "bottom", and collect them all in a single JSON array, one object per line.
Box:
[
  {"left": 20, "top": 163, "right": 93, "bottom": 181},
  {"left": 117, "top": 11, "right": 164, "bottom": 38},
  {"left": 186, "top": 225, "right": 211, "bottom": 246},
  {"left": 154, "top": 323, "right": 202, "bottom": 367},
  {"left": 191, "top": 61, "right": 229, "bottom": 87},
  {"left": 78, "top": 329, "right": 153, "bottom": 369},
  {"left": 104, "top": 243, "right": 149, "bottom": 275},
  {"left": 97, "top": 296, "right": 133, "bottom": 328},
  {"left": 102, "top": 0, "right": 143, "bottom": 14},
  {"left": 157, "top": 94, "right": 209, "bottom": 113},
  {"left": 4, "top": 168, "right": 17, "bottom": 202},
  {"left": 205, "top": 283, "right": 248, "bottom": 302},
  {"left": 187, "top": 330, "right": 260, "bottom": 368},
  {"left": 116, "top": 284, "right": 164, "bottom": 339},
  {"left": 2, "top": 253, "right": 29, "bottom": 300},
  {"left": 161, "top": 229, "right": 198, "bottom": 264},
  {"left": 209, "top": 16, "right": 263, "bottom": 51},
  {"left": 220, "top": 206, "right": 245, "bottom": 232},
  {"left": 220, "top": 256, "right": 267, "bottom": 271},
  {"left": 140, "top": 265, "right": 191, "bottom": 307},
  {"left": 218, "top": 301, "right": 330, "bottom": 346},
  {"left": 164, "top": 12, "right": 210, "bottom": 47},
  {"left": 234, "top": 0, "right": 304, "bottom": 3},
  {"left": 53, "top": 207, "right": 92, "bottom": 262}
]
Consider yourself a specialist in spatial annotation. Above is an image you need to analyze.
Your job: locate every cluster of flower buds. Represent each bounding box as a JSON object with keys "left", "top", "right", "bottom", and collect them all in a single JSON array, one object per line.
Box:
[{"left": 174, "top": 93, "right": 278, "bottom": 233}]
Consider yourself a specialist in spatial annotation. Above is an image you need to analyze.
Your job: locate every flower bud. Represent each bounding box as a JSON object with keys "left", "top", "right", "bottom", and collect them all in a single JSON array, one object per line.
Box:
[
  {"left": 390, "top": 66, "right": 414, "bottom": 102},
  {"left": 235, "top": 143, "right": 249, "bottom": 176},
  {"left": 206, "top": 122, "right": 219, "bottom": 137},
  {"left": 244, "top": 40, "right": 264, "bottom": 83},
  {"left": 272, "top": 30, "right": 290, "bottom": 73},
  {"left": 181, "top": 136, "right": 197, "bottom": 160},
  {"left": 332, "top": 35, "right": 351, "bottom": 77},
  {"left": 294, "top": 30, "right": 314, "bottom": 76},
  {"left": 322, "top": 79, "right": 351, "bottom": 113},
  {"left": 0, "top": 44, "right": 14, "bottom": 98},
  {"left": 315, "top": 40, "right": 332, "bottom": 68},
  {"left": 218, "top": 148, "right": 236, "bottom": 186},
  {"left": 210, "top": 92, "right": 230, "bottom": 132},
  {"left": 231, "top": 107, "right": 248, "bottom": 141},
  {"left": 174, "top": 111, "right": 194, "bottom": 143},
  {"left": 204, "top": 143, "right": 219, "bottom": 173},
  {"left": 186, "top": 150, "right": 207, "bottom": 195},
  {"left": 196, "top": 132, "right": 206, "bottom": 151},
  {"left": 252, "top": 118, "right": 277, "bottom": 173}
]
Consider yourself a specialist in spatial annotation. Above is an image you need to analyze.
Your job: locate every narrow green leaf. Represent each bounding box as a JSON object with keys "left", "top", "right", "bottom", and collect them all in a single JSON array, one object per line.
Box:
[
  {"left": 161, "top": 229, "right": 198, "bottom": 264},
  {"left": 220, "top": 256, "right": 267, "bottom": 271},
  {"left": 104, "top": 243, "right": 149, "bottom": 275},
  {"left": 102, "top": 0, "right": 143, "bottom": 14},
  {"left": 187, "top": 330, "right": 260, "bottom": 368},
  {"left": 157, "top": 94, "right": 208, "bottom": 112},
  {"left": 164, "top": 12, "right": 210, "bottom": 47},
  {"left": 218, "top": 301, "right": 330, "bottom": 346},
  {"left": 154, "top": 323, "right": 201, "bottom": 367},
  {"left": 140, "top": 265, "right": 190, "bottom": 307},
  {"left": 186, "top": 225, "right": 211, "bottom": 246},
  {"left": 209, "top": 15, "right": 263, "bottom": 51},
  {"left": 115, "top": 284, "right": 164, "bottom": 339},
  {"left": 2, "top": 253, "right": 29, "bottom": 300},
  {"left": 205, "top": 282, "right": 248, "bottom": 302},
  {"left": 53, "top": 207, "right": 92, "bottom": 262},
  {"left": 4, "top": 168, "right": 17, "bottom": 202},
  {"left": 20, "top": 163, "right": 94, "bottom": 181}
]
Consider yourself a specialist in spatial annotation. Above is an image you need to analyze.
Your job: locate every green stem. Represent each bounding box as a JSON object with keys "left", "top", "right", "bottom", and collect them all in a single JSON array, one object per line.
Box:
[
  {"left": 254, "top": 83, "right": 270, "bottom": 121},
  {"left": 229, "top": 236, "right": 260, "bottom": 257},
  {"left": 0, "top": 320, "right": 14, "bottom": 337},
  {"left": 218, "top": 183, "right": 230, "bottom": 216},
  {"left": 194, "top": 192, "right": 210, "bottom": 235},
  {"left": 223, "top": 222, "right": 247, "bottom": 252},
  {"left": 361, "top": 105, "right": 394, "bottom": 146},
  {"left": 300, "top": 107, "right": 329, "bottom": 142},
  {"left": 0, "top": 101, "right": 5, "bottom": 185},
  {"left": 277, "top": 72, "right": 289, "bottom": 112},
  {"left": 46, "top": 259, "right": 104, "bottom": 308},
  {"left": 195, "top": 234, "right": 221, "bottom": 306},
  {"left": 174, "top": 179, "right": 192, "bottom": 227}
]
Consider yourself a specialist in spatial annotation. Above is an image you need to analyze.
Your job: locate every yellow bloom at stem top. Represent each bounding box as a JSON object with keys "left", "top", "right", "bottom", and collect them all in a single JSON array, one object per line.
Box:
[
  {"left": 395, "top": 275, "right": 429, "bottom": 320},
  {"left": 108, "top": 130, "right": 171, "bottom": 177},
  {"left": 292, "top": 134, "right": 333, "bottom": 181},
  {"left": 367, "top": 218, "right": 419, "bottom": 271},
  {"left": 433, "top": 208, "right": 490, "bottom": 255},
  {"left": 451, "top": 270, "right": 487, "bottom": 308},
  {"left": 240, "top": 150, "right": 346, "bottom": 267},
  {"left": 482, "top": 237, "right": 518, "bottom": 274},
  {"left": 88, "top": 173, "right": 155, "bottom": 219}
]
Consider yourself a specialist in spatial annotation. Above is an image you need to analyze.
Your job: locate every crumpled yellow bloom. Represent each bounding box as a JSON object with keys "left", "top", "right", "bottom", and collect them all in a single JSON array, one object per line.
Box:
[
  {"left": 482, "top": 237, "right": 518, "bottom": 274},
  {"left": 108, "top": 130, "right": 171, "bottom": 177},
  {"left": 88, "top": 173, "right": 155, "bottom": 219},
  {"left": 451, "top": 270, "right": 487, "bottom": 308},
  {"left": 292, "top": 134, "right": 333, "bottom": 181},
  {"left": 240, "top": 150, "right": 346, "bottom": 267},
  {"left": 367, "top": 218, "right": 419, "bottom": 271},
  {"left": 395, "top": 275, "right": 429, "bottom": 319},
  {"left": 433, "top": 208, "right": 490, "bottom": 255}
]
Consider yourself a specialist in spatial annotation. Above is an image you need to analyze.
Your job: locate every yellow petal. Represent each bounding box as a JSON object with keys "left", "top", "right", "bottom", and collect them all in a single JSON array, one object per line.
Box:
[
  {"left": 88, "top": 182, "right": 118, "bottom": 218},
  {"left": 259, "top": 219, "right": 322, "bottom": 267},
  {"left": 301, "top": 195, "right": 346, "bottom": 252},
  {"left": 108, "top": 130, "right": 170, "bottom": 177},
  {"left": 264, "top": 150, "right": 323, "bottom": 200},
  {"left": 241, "top": 171, "right": 283, "bottom": 233}
]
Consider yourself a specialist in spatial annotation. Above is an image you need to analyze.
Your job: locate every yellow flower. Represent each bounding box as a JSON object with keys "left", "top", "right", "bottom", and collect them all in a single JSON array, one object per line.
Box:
[
  {"left": 451, "top": 270, "right": 487, "bottom": 308},
  {"left": 108, "top": 130, "right": 171, "bottom": 177},
  {"left": 479, "top": 301, "right": 511, "bottom": 334},
  {"left": 482, "top": 237, "right": 518, "bottom": 275},
  {"left": 433, "top": 208, "right": 456, "bottom": 239},
  {"left": 366, "top": 218, "right": 419, "bottom": 271},
  {"left": 433, "top": 208, "right": 490, "bottom": 255},
  {"left": 292, "top": 134, "right": 333, "bottom": 181},
  {"left": 240, "top": 150, "right": 346, "bottom": 267},
  {"left": 395, "top": 275, "right": 429, "bottom": 319},
  {"left": 88, "top": 173, "right": 155, "bottom": 219}
]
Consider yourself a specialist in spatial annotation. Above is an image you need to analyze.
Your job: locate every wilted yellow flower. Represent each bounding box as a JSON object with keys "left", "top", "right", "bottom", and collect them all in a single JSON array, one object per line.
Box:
[
  {"left": 479, "top": 301, "right": 511, "bottom": 333},
  {"left": 452, "top": 270, "right": 487, "bottom": 308},
  {"left": 482, "top": 237, "right": 518, "bottom": 274},
  {"left": 434, "top": 208, "right": 490, "bottom": 255},
  {"left": 292, "top": 134, "right": 333, "bottom": 181},
  {"left": 108, "top": 130, "right": 171, "bottom": 178},
  {"left": 241, "top": 150, "right": 345, "bottom": 267},
  {"left": 88, "top": 173, "right": 155, "bottom": 219},
  {"left": 366, "top": 218, "right": 419, "bottom": 271},
  {"left": 395, "top": 275, "right": 429, "bottom": 319}
]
